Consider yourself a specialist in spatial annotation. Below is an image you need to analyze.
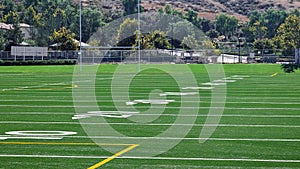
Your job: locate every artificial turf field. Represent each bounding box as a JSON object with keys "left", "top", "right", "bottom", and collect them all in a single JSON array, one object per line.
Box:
[{"left": 0, "top": 64, "right": 300, "bottom": 168}]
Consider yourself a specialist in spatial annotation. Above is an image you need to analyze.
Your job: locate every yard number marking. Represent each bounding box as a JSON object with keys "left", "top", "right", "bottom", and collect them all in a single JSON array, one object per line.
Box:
[
  {"left": 126, "top": 100, "right": 175, "bottom": 105},
  {"left": 0, "top": 131, "right": 77, "bottom": 141},
  {"left": 72, "top": 111, "right": 139, "bottom": 120}
]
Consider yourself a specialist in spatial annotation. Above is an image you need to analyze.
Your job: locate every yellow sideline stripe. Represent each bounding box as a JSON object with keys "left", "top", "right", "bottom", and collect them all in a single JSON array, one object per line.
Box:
[{"left": 87, "top": 144, "right": 139, "bottom": 169}]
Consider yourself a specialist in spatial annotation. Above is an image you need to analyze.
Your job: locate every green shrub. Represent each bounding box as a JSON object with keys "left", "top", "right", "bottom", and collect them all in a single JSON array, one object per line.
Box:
[
  {"left": 281, "top": 64, "right": 300, "bottom": 73},
  {"left": 0, "top": 59, "right": 77, "bottom": 66}
]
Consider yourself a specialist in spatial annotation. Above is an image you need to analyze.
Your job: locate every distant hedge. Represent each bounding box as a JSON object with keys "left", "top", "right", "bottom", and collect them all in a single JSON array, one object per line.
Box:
[
  {"left": 281, "top": 64, "right": 300, "bottom": 73},
  {"left": 0, "top": 59, "right": 77, "bottom": 66}
]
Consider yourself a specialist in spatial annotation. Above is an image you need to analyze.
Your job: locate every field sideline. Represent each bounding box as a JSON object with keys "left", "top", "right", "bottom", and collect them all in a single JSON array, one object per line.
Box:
[{"left": 0, "top": 64, "right": 300, "bottom": 168}]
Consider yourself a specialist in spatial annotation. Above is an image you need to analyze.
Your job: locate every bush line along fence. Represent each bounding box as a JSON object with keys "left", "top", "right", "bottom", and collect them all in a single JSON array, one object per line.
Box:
[{"left": 0, "top": 49, "right": 296, "bottom": 65}]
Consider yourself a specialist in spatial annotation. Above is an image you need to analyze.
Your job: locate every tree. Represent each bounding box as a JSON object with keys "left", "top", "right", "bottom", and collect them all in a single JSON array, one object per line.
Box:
[
  {"left": 3, "top": 11, "right": 23, "bottom": 50},
  {"left": 245, "top": 9, "right": 288, "bottom": 43},
  {"left": 181, "top": 35, "right": 200, "bottom": 50},
  {"left": 250, "top": 21, "right": 268, "bottom": 42},
  {"left": 1, "top": 0, "right": 16, "bottom": 16},
  {"left": 202, "top": 40, "right": 218, "bottom": 56},
  {"left": 49, "top": 27, "right": 78, "bottom": 51},
  {"left": 122, "top": 0, "right": 139, "bottom": 16},
  {"left": 0, "top": 30, "right": 6, "bottom": 50},
  {"left": 137, "top": 30, "right": 171, "bottom": 49},
  {"left": 53, "top": 8, "right": 67, "bottom": 30},
  {"left": 167, "top": 20, "right": 195, "bottom": 43},
  {"left": 24, "top": 0, "right": 39, "bottom": 8},
  {"left": 186, "top": 9, "right": 201, "bottom": 28},
  {"left": 274, "top": 14, "right": 300, "bottom": 49},
  {"left": 290, "top": 9, "right": 300, "bottom": 17},
  {"left": 165, "top": 4, "right": 173, "bottom": 15},
  {"left": 262, "top": 10, "right": 287, "bottom": 39},
  {"left": 253, "top": 38, "right": 274, "bottom": 56},
  {"left": 116, "top": 18, "right": 138, "bottom": 47},
  {"left": 23, "top": 5, "right": 43, "bottom": 42},
  {"left": 215, "top": 14, "right": 238, "bottom": 40},
  {"left": 80, "top": 7, "right": 104, "bottom": 42},
  {"left": 201, "top": 18, "right": 211, "bottom": 33}
]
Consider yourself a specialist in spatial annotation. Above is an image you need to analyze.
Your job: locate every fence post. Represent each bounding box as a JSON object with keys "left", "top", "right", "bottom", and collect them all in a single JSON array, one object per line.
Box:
[
  {"left": 23, "top": 47, "right": 25, "bottom": 61},
  {"left": 120, "top": 50, "right": 123, "bottom": 63},
  {"left": 148, "top": 50, "right": 150, "bottom": 63},
  {"left": 296, "top": 48, "right": 300, "bottom": 64},
  {"left": 14, "top": 47, "right": 16, "bottom": 61}
]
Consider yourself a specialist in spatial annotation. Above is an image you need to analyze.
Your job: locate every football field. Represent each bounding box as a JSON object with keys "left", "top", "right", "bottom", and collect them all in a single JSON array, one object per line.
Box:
[{"left": 0, "top": 64, "right": 300, "bottom": 168}]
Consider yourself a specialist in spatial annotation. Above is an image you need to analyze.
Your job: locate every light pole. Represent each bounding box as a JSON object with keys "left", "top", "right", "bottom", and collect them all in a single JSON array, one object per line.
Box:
[
  {"left": 172, "top": 0, "right": 174, "bottom": 57},
  {"left": 138, "top": 0, "right": 141, "bottom": 72},
  {"left": 79, "top": 0, "right": 82, "bottom": 71}
]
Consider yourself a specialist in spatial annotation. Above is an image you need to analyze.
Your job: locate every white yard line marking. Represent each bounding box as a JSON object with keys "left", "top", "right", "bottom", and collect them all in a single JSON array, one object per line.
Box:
[
  {"left": 0, "top": 154, "right": 298, "bottom": 163},
  {"left": 1, "top": 121, "right": 300, "bottom": 128}
]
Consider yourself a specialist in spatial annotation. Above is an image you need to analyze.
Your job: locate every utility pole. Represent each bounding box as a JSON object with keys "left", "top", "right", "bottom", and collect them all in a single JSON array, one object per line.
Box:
[
  {"left": 138, "top": 0, "right": 141, "bottom": 72},
  {"left": 79, "top": 0, "right": 82, "bottom": 71}
]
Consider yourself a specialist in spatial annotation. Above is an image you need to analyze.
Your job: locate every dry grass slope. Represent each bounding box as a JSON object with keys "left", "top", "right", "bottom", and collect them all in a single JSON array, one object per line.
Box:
[{"left": 141, "top": 0, "right": 300, "bottom": 21}]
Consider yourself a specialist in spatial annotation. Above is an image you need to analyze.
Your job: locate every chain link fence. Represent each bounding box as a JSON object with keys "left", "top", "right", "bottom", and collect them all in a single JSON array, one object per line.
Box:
[
  {"left": 0, "top": 48, "right": 295, "bottom": 64},
  {"left": 0, "top": 51, "right": 78, "bottom": 61}
]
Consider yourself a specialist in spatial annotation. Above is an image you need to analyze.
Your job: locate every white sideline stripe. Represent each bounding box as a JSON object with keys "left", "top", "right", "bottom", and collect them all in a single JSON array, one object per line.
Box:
[
  {"left": 1, "top": 121, "right": 300, "bottom": 128},
  {"left": 1, "top": 112, "right": 300, "bottom": 118},
  {"left": 0, "top": 135, "right": 299, "bottom": 142},
  {"left": 1, "top": 105, "right": 300, "bottom": 110},
  {"left": 2, "top": 89, "right": 300, "bottom": 95},
  {"left": 0, "top": 90, "right": 300, "bottom": 97},
  {"left": 0, "top": 112, "right": 74, "bottom": 115},
  {"left": 2, "top": 95, "right": 300, "bottom": 100},
  {"left": 0, "top": 154, "right": 299, "bottom": 163},
  {"left": 1, "top": 100, "right": 300, "bottom": 105},
  {"left": 65, "top": 136, "right": 300, "bottom": 142}
]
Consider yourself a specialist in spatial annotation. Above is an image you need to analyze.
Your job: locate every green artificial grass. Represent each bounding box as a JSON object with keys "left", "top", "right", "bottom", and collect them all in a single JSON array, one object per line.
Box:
[{"left": 0, "top": 64, "right": 299, "bottom": 168}]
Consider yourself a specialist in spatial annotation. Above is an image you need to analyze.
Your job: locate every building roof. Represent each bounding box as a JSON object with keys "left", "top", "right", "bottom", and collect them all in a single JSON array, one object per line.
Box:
[
  {"left": 20, "top": 23, "right": 31, "bottom": 28},
  {"left": 0, "top": 22, "right": 13, "bottom": 30},
  {"left": 0, "top": 23, "right": 32, "bottom": 30}
]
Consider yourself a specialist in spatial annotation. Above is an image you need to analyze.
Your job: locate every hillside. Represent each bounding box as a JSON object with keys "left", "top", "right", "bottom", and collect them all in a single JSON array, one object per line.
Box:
[
  {"left": 71, "top": 0, "right": 300, "bottom": 21},
  {"left": 3, "top": 0, "right": 300, "bottom": 20},
  {"left": 141, "top": 0, "right": 300, "bottom": 21}
]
